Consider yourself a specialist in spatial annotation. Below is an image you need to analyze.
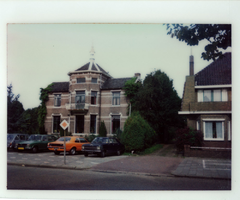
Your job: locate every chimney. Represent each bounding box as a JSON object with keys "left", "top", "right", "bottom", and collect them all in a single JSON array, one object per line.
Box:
[
  {"left": 134, "top": 73, "right": 141, "bottom": 78},
  {"left": 189, "top": 55, "right": 194, "bottom": 76}
]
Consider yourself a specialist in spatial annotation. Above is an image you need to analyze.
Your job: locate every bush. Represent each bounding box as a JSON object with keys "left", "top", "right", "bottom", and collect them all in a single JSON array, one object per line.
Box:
[
  {"left": 85, "top": 134, "right": 97, "bottom": 142},
  {"left": 121, "top": 112, "right": 156, "bottom": 152},
  {"left": 174, "top": 127, "right": 203, "bottom": 151},
  {"left": 113, "top": 129, "right": 123, "bottom": 141},
  {"left": 99, "top": 121, "right": 107, "bottom": 137}
]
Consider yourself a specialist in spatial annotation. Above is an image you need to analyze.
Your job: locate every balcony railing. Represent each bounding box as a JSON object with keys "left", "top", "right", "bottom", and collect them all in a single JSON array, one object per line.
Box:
[{"left": 65, "top": 103, "right": 89, "bottom": 111}]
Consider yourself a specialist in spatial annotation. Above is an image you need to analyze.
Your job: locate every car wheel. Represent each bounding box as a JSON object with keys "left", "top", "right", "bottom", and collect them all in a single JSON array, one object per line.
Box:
[
  {"left": 32, "top": 146, "right": 38, "bottom": 153},
  {"left": 84, "top": 153, "right": 88, "bottom": 157},
  {"left": 70, "top": 148, "right": 76, "bottom": 155},
  {"left": 54, "top": 151, "right": 60, "bottom": 155},
  {"left": 100, "top": 151, "right": 105, "bottom": 158},
  {"left": 117, "top": 150, "right": 121, "bottom": 156}
]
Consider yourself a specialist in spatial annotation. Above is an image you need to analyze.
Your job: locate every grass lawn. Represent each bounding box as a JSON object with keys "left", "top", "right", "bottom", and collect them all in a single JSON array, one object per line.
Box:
[{"left": 123, "top": 144, "right": 163, "bottom": 156}]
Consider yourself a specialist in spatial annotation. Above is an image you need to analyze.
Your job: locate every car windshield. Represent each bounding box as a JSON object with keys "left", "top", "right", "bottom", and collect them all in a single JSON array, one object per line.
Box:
[
  {"left": 7, "top": 135, "right": 15, "bottom": 141},
  {"left": 28, "top": 135, "right": 42, "bottom": 141},
  {"left": 57, "top": 137, "right": 71, "bottom": 142},
  {"left": 92, "top": 137, "right": 109, "bottom": 144}
]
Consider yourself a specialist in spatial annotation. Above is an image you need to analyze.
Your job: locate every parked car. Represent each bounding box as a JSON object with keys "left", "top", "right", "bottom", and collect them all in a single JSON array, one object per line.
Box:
[
  {"left": 82, "top": 137, "right": 125, "bottom": 157},
  {"left": 7, "top": 133, "right": 29, "bottom": 150},
  {"left": 47, "top": 136, "right": 90, "bottom": 155},
  {"left": 17, "top": 134, "right": 57, "bottom": 153}
]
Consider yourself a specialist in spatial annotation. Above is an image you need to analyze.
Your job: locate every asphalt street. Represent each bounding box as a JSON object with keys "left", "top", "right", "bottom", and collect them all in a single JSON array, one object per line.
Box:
[{"left": 7, "top": 165, "right": 231, "bottom": 190}]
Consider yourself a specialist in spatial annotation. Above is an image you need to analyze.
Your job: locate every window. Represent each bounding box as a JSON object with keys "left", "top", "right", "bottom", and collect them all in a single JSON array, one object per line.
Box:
[
  {"left": 54, "top": 94, "right": 61, "bottom": 106},
  {"left": 204, "top": 120, "right": 224, "bottom": 140},
  {"left": 90, "top": 115, "right": 97, "bottom": 134},
  {"left": 112, "top": 115, "right": 120, "bottom": 134},
  {"left": 112, "top": 92, "right": 120, "bottom": 105},
  {"left": 228, "top": 121, "right": 231, "bottom": 141},
  {"left": 91, "top": 78, "right": 97, "bottom": 83},
  {"left": 75, "top": 91, "right": 85, "bottom": 109},
  {"left": 75, "top": 115, "right": 84, "bottom": 133},
  {"left": 53, "top": 116, "right": 61, "bottom": 133},
  {"left": 80, "top": 138, "right": 88, "bottom": 143},
  {"left": 91, "top": 91, "right": 97, "bottom": 105},
  {"left": 198, "top": 89, "right": 228, "bottom": 102},
  {"left": 77, "top": 78, "right": 85, "bottom": 83}
]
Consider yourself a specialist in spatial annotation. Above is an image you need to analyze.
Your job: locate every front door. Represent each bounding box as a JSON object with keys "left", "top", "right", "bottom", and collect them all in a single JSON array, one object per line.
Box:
[{"left": 75, "top": 115, "right": 84, "bottom": 133}]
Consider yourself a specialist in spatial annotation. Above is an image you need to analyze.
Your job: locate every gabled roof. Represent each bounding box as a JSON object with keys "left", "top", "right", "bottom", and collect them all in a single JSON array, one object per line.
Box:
[
  {"left": 101, "top": 77, "right": 132, "bottom": 90},
  {"left": 195, "top": 52, "right": 231, "bottom": 86},
  {"left": 50, "top": 82, "right": 69, "bottom": 92}
]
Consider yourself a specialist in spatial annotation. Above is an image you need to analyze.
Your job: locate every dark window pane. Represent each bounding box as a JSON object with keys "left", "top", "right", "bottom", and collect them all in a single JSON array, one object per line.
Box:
[
  {"left": 91, "top": 91, "right": 97, "bottom": 105},
  {"left": 90, "top": 115, "right": 97, "bottom": 133},
  {"left": 54, "top": 94, "right": 61, "bottom": 106},
  {"left": 91, "top": 78, "right": 97, "bottom": 83},
  {"left": 112, "top": 115, "right": 120, "bottom": 133},
  {"left": 77, "top": 78, "right": 85, "bottom": 83},
  {"left": 53, "top": 116, "right": 61, "bottom": 133}
]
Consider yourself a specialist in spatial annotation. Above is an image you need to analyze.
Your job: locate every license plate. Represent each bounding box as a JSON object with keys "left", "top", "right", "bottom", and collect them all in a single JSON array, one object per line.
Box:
[
  {"left": 18, "top": 147, "right": 24, "bottom": 150},
  {"left": 54, "top": 148, "right": 58, "bottom": 150}
]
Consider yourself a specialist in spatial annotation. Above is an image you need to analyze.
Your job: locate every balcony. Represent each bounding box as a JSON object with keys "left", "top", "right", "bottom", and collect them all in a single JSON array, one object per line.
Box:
[
  {"left": 65, "top": 103, "right": 89, "bottom": 113},
  {"left": 189, "top": 102, "right": 231, "bottom": 112}
]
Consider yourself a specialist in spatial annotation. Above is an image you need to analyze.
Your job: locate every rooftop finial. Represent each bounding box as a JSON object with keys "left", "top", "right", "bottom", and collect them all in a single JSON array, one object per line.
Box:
[{"left": 90, "top": 46, "right": 95, "bottom": 61}]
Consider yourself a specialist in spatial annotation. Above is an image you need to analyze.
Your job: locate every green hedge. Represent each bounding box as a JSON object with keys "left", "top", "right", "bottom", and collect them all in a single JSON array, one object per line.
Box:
[{"left": 121, "top": 111, "right": 156, "bottom": 152}]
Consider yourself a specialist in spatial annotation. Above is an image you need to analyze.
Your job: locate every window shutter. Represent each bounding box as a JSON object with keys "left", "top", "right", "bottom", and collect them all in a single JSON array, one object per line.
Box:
[{"left": 198, "top": 90, "right": 203, "bottom": 102}]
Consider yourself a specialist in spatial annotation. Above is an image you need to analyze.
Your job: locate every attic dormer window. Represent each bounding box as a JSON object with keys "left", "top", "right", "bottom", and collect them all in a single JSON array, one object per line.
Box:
[{"left": 77, "top": 78, "right": 85, "bottom": 83}]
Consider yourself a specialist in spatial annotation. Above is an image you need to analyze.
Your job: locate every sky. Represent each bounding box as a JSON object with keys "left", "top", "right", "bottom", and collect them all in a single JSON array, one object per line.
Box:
[
  {"left": 2, "top": 1, "right": 240, "bottom": 200},
  {"left": 7, "top": 23, "right": 227, "bottom": 110}
]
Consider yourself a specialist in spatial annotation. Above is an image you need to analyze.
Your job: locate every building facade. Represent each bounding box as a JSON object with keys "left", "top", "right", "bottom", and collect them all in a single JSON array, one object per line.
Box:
[
  {"left": 179, "top": 52, "right": 232, "bottom": 148},
  {"left": 44, "top": 47, "right": 139, "bottom": 136}
]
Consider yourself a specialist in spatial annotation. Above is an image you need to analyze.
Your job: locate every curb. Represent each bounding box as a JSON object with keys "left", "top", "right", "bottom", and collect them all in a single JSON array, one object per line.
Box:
[
  {"left": 171, "top": 172, "right": 231, "bottom": 180},
  {"left": 7, "top": 162, "right": 91, "bottom": 170}
]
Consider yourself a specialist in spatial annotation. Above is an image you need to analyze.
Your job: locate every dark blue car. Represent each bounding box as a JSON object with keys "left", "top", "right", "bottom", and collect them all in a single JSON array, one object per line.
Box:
[{"left": 82, "top": 137, "right": 125, "bottom": 157}]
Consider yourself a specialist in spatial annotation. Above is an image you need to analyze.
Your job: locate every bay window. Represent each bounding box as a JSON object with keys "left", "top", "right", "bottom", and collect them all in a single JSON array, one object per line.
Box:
[{"left": 203, "top": 120, "right": 224, "bottom": 140}]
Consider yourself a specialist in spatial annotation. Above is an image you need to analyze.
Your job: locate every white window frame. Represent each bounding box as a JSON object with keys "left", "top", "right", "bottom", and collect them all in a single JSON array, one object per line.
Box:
[
  {"left": 112, "top": 91, "right": 121, "bottom": 106},
  {"left": 54, "top": 94, "right": 61, "bottom": 107},
  {"left": 203, "top": 119, "right": 225, "bottom": 141},
  {"left": 77, "top": 78, "right": 86, "bottom": 83},
  {"left": 228, "top": 121, "right": 231, "bottom": 141},
  {"left": 197, "top": 89, "right": 228, "bottom": 102}
]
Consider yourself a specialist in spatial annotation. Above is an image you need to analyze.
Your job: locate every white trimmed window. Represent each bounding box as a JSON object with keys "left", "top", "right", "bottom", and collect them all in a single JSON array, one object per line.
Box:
[
  {"left": 203, "top": 119, "right": 224, "bottom": 141},
  {"left": 54, "top": 94, "right": 61, "bottom": 107},
  {"left": 77, "top": 78, "right": 85, "bottom": 83},
  {"left": 112, "top": 92, "right": 120, "bottom": 105},
  {"left": 198, "top": 89, "right": 228, "bottom": 102},
  {"left": 228, "top": 121, "right": 231, "bottom": 141}
]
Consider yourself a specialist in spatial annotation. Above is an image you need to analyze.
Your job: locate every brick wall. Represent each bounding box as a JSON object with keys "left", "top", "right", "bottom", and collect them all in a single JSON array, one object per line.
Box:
[{"left": 184, "top": 145, "right": 231, "bottom": 159}]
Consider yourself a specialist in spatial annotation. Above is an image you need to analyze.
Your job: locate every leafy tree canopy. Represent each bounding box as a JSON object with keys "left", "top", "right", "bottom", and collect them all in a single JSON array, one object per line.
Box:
[
  {"left": 135, "top": 70, "right": 184, "bottom": 142},
  {"left": 7, "top": 84, "right": 24, "bottom": 133},
  {"left": 165, "top": 24, "right": 231, "bottom": 61}
]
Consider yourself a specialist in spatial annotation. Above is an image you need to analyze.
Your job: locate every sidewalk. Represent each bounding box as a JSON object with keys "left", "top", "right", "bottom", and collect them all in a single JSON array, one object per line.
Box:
[
  {"left": 172, "top": 157, "right": 231, "bottom": 180},
  {"left": 7, "top": 146, "right": 231, "bottom": 180}
]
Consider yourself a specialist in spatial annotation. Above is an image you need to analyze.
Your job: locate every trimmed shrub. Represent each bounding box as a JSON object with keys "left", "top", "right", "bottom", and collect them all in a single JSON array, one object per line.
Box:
[
  {"left": 113, "top": 128, "right": 123, "bottom": 141},
  {"left": 99, "top": 121, "right": 107, "bottom": 137},
  {"left": 85, "top": 134, "right": 97, "bottom": 142},
  {"left": 121, "top": 111, "right": 156, "bottom": 152},
  {"left": 174, "top": 127, "right": 203, "bottom": 151}
]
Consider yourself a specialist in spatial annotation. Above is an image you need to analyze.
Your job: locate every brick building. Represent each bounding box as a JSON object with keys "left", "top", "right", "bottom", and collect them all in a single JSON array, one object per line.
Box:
[
  {"left": 44, "top": 47, "right": 140, "bottom": 136},
  {"left": 179, "top": 52, "right": 232, "bottom": 148}
]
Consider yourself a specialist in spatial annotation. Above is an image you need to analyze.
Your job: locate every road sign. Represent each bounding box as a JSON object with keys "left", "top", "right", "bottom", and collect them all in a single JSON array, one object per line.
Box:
[{"left": 60, "top": 120, "right": 69, "bottom": 130}]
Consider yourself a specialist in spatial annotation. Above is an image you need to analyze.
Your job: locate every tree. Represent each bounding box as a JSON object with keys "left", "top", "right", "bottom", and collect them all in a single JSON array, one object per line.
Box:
[
  {"left": 16, "top": 107, "right": 39, "bottom": 135},
  {"left": 124, "top": 77, "right": 142, "bottom": 114},
  {"left": 135, "top": 70, "right": 184, "bottom": 143},
  {"left": 38, "top": 84, "right": 53, "bottom": 134},
  {"left": 165, "top": 24, "right": 231, "bottom": 61},
  {"left": 121, "top": 111, "right": 156, "bottom": 152},
  {"left": 99, "top": 121, "right": 107, "bottom": 137},
  {"left": 7, "top": 84, "right": 24, "bottom": 133}
]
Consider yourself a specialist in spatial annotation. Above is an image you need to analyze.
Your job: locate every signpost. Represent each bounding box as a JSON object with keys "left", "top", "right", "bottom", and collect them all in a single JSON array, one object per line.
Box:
[{"left": 60, "top": 120, "right": 69, "bottom": 165}]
